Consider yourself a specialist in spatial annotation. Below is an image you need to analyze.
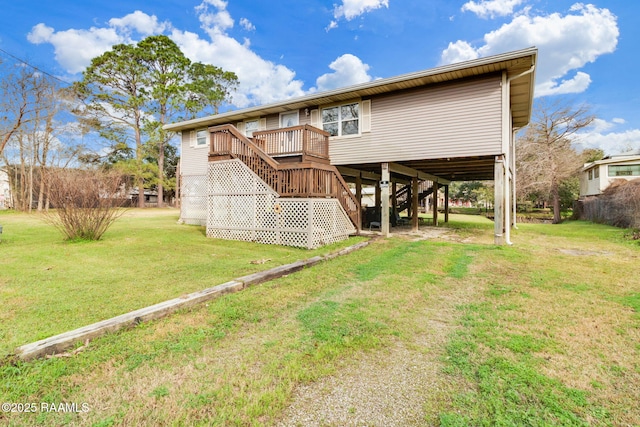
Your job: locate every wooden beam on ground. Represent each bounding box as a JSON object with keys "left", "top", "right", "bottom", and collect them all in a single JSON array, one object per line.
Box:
[{"left": 14, "top": 239, "right": 376, "bottom": 362}]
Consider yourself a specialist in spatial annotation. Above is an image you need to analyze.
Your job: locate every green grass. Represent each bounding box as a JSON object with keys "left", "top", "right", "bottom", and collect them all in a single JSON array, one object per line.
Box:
[
  {"left": 0, "top": 211, "right": 638, "bottom": 426},
  {"left": 0, "top": 209, "right": 364, "bottom": 357}
]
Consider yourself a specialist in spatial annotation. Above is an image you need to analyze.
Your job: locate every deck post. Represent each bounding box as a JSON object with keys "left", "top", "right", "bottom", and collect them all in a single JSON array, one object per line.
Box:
[
  {"left": 432, "top": 182, "right": 439, "bottom": 226},
  {"left": 391, "top": 181, "right": 398, "bottom": 216},
  {"left": 381, "top": 163, "right": 390, "bottom": 236},
  {"left": 355, "top": 175, "right": 362, "bottom": 231},
  {"left": 412, "top": 177, "right": 419, "bottom": 231},
  {"left": 444, "top": 185, "right": 449, "bottom": 223}
]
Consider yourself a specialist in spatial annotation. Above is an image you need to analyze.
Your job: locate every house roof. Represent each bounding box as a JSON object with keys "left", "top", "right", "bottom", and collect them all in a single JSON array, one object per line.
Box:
[
  {"left": 165, "top": 47, "right": 537, "bottom": 133},
  {"left": 582, "top": 154, "right": 640, "bottom": 171}
]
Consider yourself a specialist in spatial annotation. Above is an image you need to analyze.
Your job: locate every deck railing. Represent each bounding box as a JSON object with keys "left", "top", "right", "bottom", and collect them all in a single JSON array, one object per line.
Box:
[
  {"left": 208, "top": 124, "right": 360, "bottom": 229},
  {"left": 252, "top": 125, "right": 330, "bottom": 161}
]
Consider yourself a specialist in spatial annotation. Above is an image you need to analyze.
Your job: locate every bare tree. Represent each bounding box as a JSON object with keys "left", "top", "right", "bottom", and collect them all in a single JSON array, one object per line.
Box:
[
  {"left": 42, "top": 168, "right": 127, "bottom": 241},
  {"left": 1, "top": 61, "right": 76, "bottom": 211},
  {"left": 516, "top": 99, "right": 595, "bottom": 223}
]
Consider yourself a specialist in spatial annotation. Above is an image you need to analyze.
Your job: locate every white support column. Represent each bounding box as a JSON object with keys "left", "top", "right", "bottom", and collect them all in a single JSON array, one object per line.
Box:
[
  {"left": 512, "top": 129, "right": 518, "bottom": 229},
  {"left": 381, "top": 163, "right": 390, "bottom": 237},
  {"left": 494, "top": 155, "right": 505, "bottom": 245}
]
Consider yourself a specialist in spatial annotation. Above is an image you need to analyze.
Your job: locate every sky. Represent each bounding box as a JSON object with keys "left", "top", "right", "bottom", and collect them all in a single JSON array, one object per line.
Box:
[{"left": 0, "top": 0, "right": 638, "bottom": 155}]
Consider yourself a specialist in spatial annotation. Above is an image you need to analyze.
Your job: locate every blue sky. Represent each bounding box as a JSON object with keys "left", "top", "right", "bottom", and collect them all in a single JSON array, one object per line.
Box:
[{"left": 1, "top": 0, "right": 638, "bottom": 155}]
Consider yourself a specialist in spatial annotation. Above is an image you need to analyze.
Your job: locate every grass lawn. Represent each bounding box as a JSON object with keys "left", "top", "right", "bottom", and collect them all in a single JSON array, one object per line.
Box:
[
  {"left": 0, "top": 208, "right": 365, "bottom": 358},
  {"left": 0, "top": 210, "right": 638, "bottom": 426}
]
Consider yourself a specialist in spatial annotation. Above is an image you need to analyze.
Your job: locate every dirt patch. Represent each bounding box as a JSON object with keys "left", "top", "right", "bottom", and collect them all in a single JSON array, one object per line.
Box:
[
  {"left": 557, "top": 248, "right": 613, "bottom": 257},
  {"left": 277, "top": 277, "right": 476, "bottom": 426}
]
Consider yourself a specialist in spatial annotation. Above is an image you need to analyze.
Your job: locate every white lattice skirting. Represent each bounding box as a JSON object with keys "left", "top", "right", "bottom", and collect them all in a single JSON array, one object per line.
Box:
[
  {"left": 202, "top": 159, "right": 355, "bottom": 249},
  {"left": 180, "top": 175, "right": 207, "bottom": 225}
]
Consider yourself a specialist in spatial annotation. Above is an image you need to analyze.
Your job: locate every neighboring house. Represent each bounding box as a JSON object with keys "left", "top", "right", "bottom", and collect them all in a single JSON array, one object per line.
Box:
[
  {"left": 166, "top": 47, "right": 537, "bottom": 247},
  {"left": 580, "top": 149, "right": 640, "bottom": 198},
  {"left": 0, "top": 168, "right": 11, "bottom": 209}
]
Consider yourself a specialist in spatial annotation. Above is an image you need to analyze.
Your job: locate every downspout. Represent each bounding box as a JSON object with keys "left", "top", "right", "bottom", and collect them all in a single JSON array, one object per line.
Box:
[{"left": 503, "top": 65, "right": 535, "bottom": 245}]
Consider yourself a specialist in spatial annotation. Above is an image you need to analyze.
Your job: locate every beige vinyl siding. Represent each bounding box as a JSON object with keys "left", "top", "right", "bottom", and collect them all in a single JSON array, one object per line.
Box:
[
  {"left": 329, "top": 75, "right": 503, "bottom": 165},
  {"left": 180, "top": 130, "right": 209, "bottom": 176}
]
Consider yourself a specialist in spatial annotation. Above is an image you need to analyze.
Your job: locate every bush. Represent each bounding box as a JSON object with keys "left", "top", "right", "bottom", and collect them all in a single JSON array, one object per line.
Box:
[{"left": 42, "top": 168, "right": 128, "bottom": 240}]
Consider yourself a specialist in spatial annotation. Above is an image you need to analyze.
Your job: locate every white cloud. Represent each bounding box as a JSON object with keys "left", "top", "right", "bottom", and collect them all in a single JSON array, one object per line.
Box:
[
  {"left": 573, "top": 119, "right": 640, "bottom": 155},
  {"left": 26, "top": 2, "right": 309, "bottom": 108},
  {"left": 440, "top": 40, "right": 479, "bottom": 64},
  {"left": 461, "top": 0, "right": 526, "bottom": 19},
  {"left": 27, "top": 23, "right": 125, "bottom": 74},
  {"left": 313, "top": 54, "right": 373, "bottom": 92},
  {"left": 172, "top": 0, "right": 306, "bottom": 107},
  {"left": 328, "top": 0, "right": 389, "bottom": 29},
  {"left": 440, "top": 4, "right": 619, "bottom": 97},
  {"left": 239, "top": 18, "right": 255, "bottom": 32},
  {"left": 109, "top": 11, "right": 168, "bottom": 35},
  {"left": 196, "top": 0, "right": 234, "bottom": 36}
]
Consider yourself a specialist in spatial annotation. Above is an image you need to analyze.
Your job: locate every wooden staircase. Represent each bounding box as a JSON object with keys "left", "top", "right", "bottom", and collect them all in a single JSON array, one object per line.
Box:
[
  {"left": 395, "top": 181, "right": 434, "bottom": 214},
  {"left": 207, "top": 124, "right": 360, "bottom": 230}
]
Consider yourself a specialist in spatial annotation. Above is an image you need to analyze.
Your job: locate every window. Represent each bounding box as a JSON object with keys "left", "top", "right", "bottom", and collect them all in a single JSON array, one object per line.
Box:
[
  {"left": 609, "top": 164, "right": 640, "bottom": 177},
  {"left": 280, "top": 111, "right": 299, "bottom": 128},
  {"left": 196, "top": 129, "right": 208, "bottom": 146},
  {"left": 322, "top": 102, "right": 359, "bottom": 137},
  {"left": 244, "top": 120, "right": 259, "bottom": 137},
  {"left": 594, "top": 167, "right": 599, "bottom": 178},
  {"left": 588, "top": 170, "right": 593, "bottom": 180}
]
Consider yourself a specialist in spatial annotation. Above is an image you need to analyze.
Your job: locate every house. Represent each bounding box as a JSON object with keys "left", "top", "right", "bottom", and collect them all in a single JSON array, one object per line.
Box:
[
  {"left": 580, "top": 149, "right": 640, "bottom": 198},
  {"left": 165, "top": 47, "right": 537, "bottom": 248},
  {"left": 0, "top": 168, "right": 11, "bottom": 209}
]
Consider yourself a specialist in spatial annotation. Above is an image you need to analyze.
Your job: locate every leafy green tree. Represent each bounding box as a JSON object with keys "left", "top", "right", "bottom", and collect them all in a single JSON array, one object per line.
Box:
[
  {"left": 74, "top": 35, "right": 238, "bottom": 207},
  {"left": 582, "top": 148, "right": 604, "bottom": 163},
  {"left": 75, "top": 43, "right": 148, "bottom": 207},
  {"left": 186, "top": 62, "right": 239, "bottom": 116},
  {"left": 138, "top": 35, "right": 191, "bottom": 207}
]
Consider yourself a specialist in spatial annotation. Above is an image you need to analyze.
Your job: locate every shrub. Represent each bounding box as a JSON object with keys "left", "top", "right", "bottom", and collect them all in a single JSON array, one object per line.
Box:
[{"left": 42, "top": 168, "right": 128, "bottom": 240}]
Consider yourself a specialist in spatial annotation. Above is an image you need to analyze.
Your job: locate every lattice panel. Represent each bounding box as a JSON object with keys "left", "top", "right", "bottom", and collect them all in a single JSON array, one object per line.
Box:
[
  {"left": 206, "top": 159, "right": 354, "bottom": 249},
  {"left": 208, "top": 159, "right": 276, "bottom": 196},
  {"left": 180, "top": 175, "right": 207, "bottom": 225},
  {"left": 310, "top": 199, "right": 356, "bottom": 247}
]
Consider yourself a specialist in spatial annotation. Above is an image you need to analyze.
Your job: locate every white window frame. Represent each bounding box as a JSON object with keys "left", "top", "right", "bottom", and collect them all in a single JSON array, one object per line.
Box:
[
  {"left": 321, "top": 101, "right": 361, "bottom": 138},
  {"left": 244, "top": 119, "right": 260, "bottom": 137},
  {"left": 280, "top": 111, "right": 300, "bottom": 128},
  {"left": 195, "top": 129, "right": 208, "bottom": 148}
]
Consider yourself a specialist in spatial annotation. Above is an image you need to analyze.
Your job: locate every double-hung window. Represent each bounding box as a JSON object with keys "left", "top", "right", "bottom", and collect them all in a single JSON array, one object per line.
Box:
[
  {"left": 322, "top": 102, "right": 359, "bottom": 137},
  {"left": 196, "top": 129, "right": 208, "bottom": 146},
  {"left": 244, "top": 120, "right": 259, "bottom": 137}
]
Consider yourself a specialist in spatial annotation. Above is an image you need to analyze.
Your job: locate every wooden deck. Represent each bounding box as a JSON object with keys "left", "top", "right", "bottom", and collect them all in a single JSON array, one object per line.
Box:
[
  {"left": 252, "top": 125, "right": 330, "bottom": 163},
  {"left": 208, "top": 124, "right": 360, "bottom": 229}
]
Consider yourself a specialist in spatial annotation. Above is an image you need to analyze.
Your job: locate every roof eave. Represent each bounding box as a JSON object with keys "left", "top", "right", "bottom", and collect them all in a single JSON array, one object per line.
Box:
[{"left": 165, "top": 47, "right": 538, "bottom": 132}]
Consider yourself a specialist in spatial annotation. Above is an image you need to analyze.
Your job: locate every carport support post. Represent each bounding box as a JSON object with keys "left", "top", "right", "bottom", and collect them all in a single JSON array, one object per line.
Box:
[
  {"left": 381, "top": 163, "right": 390, "bottom": 236},
  {"left": 412, "top": 177, "right": 419, "bottom": 231},
  {"left": 444, "top": 184, "right": 449, "bottom": 223},
  {"left": 432, "top": 182, "right": 439, "bottom": 226},
  {"left": 494, "top": 155, "right": 505, "bottom": 245}
]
